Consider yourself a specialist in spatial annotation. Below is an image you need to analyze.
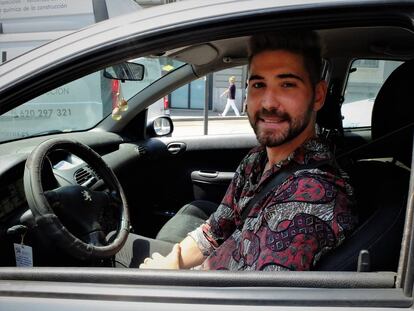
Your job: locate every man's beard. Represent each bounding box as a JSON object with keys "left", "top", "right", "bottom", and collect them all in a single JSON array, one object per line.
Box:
[{"left": 248, "top": 102, "right": 314, "bottom": 147}]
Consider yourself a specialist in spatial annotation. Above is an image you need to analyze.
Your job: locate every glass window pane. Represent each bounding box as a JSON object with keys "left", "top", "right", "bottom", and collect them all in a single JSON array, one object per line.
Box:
[
  {"left": 190, "top": 77, "right": 206, "bottom": 109},
  {"left": 170, "top": 85, "right": 189, "bottom": 109},
  {"left": 0, "top": 56, "right": 185, "bottom": 143},
  {"left": 0, "top": 71, "right": 105, "bottom": 141},
  {"left": 342, "top": 59, "right": 402, "bottom": 128}
]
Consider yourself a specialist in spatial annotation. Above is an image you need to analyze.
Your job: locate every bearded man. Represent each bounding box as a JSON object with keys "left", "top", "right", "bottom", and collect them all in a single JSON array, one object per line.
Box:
[{"left": 117, "top": 31, "right": 356, "bottom": 271}]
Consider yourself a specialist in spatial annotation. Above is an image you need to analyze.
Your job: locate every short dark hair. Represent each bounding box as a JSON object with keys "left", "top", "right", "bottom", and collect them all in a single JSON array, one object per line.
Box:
[{"left": 248, "top": 31, "right": 323, "bottom": 86}]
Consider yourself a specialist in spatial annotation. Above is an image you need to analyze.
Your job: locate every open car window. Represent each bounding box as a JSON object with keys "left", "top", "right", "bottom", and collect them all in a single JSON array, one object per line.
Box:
[{"left": 151, "top": 65, "right": 254, "bottom": 137}]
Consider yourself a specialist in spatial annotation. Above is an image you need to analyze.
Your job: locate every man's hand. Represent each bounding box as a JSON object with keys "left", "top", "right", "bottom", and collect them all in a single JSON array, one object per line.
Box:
[
  {"left": 139, "top": 236, "right": 205, "bottom": 270},
  {"left": 139, "top": 243, "right": 181, "bottom": 270}
]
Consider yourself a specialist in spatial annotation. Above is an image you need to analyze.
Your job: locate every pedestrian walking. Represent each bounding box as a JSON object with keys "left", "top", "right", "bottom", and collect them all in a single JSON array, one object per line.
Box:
[{"left": 220, "top": 76, "right": 240, "bottom": 116}]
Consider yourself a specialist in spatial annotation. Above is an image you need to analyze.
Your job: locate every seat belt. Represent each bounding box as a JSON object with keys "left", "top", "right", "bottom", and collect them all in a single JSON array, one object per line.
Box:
[{"left": 240, "top": 160, "right": 330, "bottom": 223}]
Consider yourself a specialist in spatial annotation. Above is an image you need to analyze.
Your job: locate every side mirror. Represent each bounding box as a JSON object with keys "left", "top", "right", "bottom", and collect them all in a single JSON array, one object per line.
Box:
[
  {"left": 147, "top": 116, "right": 174, "bottom": 137},
  {"left": 103, "top": 62, "right": 145, "bottom": 81}
]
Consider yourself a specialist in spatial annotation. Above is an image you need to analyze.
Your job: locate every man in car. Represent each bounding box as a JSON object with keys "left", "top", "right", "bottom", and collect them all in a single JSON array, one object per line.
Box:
[{"left": 118, "top": 31, "right": 356, "bottom": 271}]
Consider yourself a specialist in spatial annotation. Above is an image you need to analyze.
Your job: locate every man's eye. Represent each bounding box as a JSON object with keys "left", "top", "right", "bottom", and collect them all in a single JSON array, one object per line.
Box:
[
  {"left": 251, "top": 82, "right": 265, "bottom": 88},
  {"left": 281, "top": 82, "right": 296, "bottom": 88}
]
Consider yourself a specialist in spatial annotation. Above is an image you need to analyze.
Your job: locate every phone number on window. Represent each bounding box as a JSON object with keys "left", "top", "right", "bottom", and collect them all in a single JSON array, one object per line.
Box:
[{"left": 15, "top": 109, "right": 72, "bottom": 119}]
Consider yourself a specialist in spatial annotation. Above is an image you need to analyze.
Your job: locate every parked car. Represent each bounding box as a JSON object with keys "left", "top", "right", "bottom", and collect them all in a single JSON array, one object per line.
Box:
[
  {"left": 341, "top": 98, "right": 374, "bottom": 128},
  {"left": 0, "top": 0, "right": 413, "bottom": 310}
]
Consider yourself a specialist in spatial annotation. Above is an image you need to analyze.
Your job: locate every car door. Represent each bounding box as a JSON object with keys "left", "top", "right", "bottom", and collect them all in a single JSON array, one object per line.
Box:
[{"left": 118, "top": 126, "right": 257, "bottom": 238}]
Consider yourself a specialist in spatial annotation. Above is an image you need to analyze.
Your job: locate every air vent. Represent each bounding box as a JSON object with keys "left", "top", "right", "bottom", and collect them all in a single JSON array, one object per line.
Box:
[
  {"left": 74, "top": 166, "right": 99, "bottom": 185},
  {"left": 74, "top": 167, "right": 92, "bottom": 185},
  {"left": 136, "top": 145, "right": 147, "bottom": 156}
]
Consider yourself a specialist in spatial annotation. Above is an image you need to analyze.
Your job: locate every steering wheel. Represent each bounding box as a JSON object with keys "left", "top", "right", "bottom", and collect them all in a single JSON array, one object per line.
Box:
[{"left": 23, "top": 138, "right": 129, "bottom": 260}]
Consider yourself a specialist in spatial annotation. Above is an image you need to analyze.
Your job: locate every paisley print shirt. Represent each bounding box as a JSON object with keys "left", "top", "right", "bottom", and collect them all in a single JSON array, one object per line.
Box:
[{"left": 189, "top": 138, "right": 356, "bottom": 271}]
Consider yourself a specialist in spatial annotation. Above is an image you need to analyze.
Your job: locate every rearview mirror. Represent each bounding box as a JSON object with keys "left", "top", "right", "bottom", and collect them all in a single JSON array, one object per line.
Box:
[{"left": 103, "top": 62, "right": 145, "bottom": 81}]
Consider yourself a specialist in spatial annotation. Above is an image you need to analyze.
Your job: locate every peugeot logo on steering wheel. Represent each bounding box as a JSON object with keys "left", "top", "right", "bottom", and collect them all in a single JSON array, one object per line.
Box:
[{"left": 82, "top": 190, "right": 92, "bottom": 202}]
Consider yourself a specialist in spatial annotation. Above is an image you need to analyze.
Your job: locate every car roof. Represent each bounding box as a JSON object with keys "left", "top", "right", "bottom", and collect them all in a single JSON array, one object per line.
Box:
[
  {"left": 1, "top": 0, "right": 414, "bottom": 113},
  {"left": 1, "top": 0, "right": 413, "bottom": 75}
]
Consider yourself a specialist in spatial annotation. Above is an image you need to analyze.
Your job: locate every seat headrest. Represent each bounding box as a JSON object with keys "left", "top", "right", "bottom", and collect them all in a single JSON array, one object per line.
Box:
[{"left": 372, "top": 59, "right": 414, "bottom": 165}]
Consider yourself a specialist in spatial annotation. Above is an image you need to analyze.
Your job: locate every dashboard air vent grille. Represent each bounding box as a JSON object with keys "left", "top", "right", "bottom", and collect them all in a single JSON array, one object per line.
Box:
[
  {"left": 74, "top": 166, "right": 99, "bottom": 185},
  {"left": 136, "top": 145, "right": 147, "bottom": 155}
]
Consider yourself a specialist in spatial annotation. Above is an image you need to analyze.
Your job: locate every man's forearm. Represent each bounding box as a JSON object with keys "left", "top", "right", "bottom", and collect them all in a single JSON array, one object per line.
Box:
[
  {"left": 139, "top": 235, "right": 205, "bottom": 270},
  {"left": 178, "top": 236, "right": 205, "bottom": 269}
]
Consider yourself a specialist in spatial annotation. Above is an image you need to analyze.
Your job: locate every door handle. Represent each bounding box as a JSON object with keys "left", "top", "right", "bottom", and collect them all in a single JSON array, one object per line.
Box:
[
  {"left": 167, "top": 142, "right": 186, "bottom": 154},
  {"left": 198, "top": 171, "right": 219, "bottom": 178},
  {"left": 191, "top": 171, "right": 235, "bottom": 184}
]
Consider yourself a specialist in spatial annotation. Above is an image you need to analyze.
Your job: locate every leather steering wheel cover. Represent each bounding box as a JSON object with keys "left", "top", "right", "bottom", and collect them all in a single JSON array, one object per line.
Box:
[{"left": 23, "top": 138, "right": 129, "bottom": 260}]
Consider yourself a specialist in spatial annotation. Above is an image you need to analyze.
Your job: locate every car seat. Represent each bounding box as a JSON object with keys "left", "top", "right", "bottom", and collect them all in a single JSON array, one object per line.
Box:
[
  {"left": 156, "top": 200, "right": 218, "bottom": 243},
  {"left": 315, "top": 59, "right": 414, "bottom": 271}
]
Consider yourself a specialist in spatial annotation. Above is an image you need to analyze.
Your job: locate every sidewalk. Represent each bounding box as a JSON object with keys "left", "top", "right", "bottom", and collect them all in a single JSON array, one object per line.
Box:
[{"left": 169, "top": 108, "right": 247, "bottom": 121}]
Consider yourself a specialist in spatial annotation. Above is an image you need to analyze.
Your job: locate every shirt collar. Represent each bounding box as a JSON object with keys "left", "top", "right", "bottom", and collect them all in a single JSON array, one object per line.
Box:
[{"left": 259, "top": 136, "right": 332, "bottom": 171}]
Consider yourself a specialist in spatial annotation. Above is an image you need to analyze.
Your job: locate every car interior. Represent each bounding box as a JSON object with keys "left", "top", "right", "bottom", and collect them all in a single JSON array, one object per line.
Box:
[
  {"left": 0, "top": 9, "right": 413, "bottom": 297},
  {"left": 118, "top": 26, "right": 414, "bottom": 273}
]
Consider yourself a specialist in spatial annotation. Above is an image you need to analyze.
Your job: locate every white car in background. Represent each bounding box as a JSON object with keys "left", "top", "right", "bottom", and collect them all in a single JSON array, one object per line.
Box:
[{"left": 341, "top": 98, "right": 374, "bottom": 128}]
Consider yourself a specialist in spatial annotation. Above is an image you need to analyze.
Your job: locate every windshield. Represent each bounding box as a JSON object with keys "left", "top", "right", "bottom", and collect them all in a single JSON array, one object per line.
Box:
[{"left": 0, "top": 56, "right": 185, "bottom": 142}]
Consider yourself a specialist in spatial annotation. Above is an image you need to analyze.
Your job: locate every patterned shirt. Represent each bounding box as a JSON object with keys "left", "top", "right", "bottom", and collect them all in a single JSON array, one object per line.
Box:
[{"left": 189, "top": 138, "right": 356, "bottom": 271}]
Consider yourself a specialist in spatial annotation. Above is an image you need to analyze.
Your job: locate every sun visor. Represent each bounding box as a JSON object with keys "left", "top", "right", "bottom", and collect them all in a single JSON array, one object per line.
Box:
[{"left": 168, "top": 44, "right": 218, "bottom": 66}]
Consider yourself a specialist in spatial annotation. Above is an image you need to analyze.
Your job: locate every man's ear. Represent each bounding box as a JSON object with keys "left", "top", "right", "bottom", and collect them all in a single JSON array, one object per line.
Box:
[{"left": 313, "top": 80, "right": 328, "bottom": 112}]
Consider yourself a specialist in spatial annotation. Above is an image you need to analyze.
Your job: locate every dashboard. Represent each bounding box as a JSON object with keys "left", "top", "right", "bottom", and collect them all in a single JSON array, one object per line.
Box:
[{"left": 53, "top": 154, "right": 84, "bottom": 170}]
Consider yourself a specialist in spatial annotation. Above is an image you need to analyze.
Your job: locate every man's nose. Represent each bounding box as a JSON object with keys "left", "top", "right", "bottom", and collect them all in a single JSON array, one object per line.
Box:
[{"left": 260, "top": 88, "right": 280, "bottom": 110}]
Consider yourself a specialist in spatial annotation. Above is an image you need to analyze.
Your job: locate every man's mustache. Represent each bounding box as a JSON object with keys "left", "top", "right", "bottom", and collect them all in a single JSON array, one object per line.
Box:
[{"left": 255, "top": 108, "right": 291, "bottom": 122}]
